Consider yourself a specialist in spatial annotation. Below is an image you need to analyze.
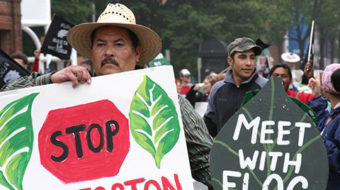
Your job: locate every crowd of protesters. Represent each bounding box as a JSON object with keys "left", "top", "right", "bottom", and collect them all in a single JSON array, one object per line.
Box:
[
  {"left": 175, "top": 38, "right": 339, "bottom": 189},
  {"left": 2, "top": 2, "right": 340, "bottom": 190}
]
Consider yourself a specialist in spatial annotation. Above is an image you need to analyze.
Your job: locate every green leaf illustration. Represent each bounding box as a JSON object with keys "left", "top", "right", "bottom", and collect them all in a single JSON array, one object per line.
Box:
[
  {"left": 129, "top": 75, "right": 180, "bottom": 168},
  {"left": 0, "top": 93, "right": 38, "bottom": 190}
]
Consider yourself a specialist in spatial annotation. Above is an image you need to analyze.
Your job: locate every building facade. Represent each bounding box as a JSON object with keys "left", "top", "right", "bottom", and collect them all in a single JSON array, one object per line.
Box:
[{"left": 0, "top": 0, "right": 22, "bottom": 54}]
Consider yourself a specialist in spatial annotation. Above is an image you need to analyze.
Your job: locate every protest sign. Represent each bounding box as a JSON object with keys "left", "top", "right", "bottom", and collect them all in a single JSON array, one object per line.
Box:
[
  {"left": 0, "top": 66, "right": 193, "bottom": 190},
  {"left": 0, "top": 49, "right": 30, "bottom": 89},
  {"left": 210, "top": 77, "right": 328, "bottom": 190},
  {"left": 194, "top": 102, "right": 208, "bottom": 117},
  {"left": 40, "top": 15, "right": 73, "bottom": 60}
]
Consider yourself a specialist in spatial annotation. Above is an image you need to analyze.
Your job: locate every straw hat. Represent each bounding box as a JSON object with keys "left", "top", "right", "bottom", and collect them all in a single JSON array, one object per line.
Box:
[
  {"left": 67, "top": 3, "right": 162, "bottom": 66},
  {"left": 281, "top": 52, "right": 301, "bottom": 63}
]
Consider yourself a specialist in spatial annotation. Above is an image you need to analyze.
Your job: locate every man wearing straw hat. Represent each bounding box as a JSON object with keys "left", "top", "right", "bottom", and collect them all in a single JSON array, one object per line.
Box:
[{"left": 2, "top": 3, "right": 213, "bottom": 189}]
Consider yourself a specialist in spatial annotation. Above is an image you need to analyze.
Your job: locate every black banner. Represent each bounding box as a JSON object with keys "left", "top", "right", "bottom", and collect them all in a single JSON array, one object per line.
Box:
[
  {"left": 0, "top": 49, "right": 30, "bottom": 89},
  {"left": 41, "top": 15, "right": 74, "bottom": 60}
]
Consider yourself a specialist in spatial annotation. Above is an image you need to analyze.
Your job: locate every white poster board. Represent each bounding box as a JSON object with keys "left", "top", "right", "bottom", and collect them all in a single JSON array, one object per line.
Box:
[
  {"left": 194, "top": 102, "right": 208, "bottom": 117},
  {"left": 0, "top": 66, "right": 194, "bottom": 190}
]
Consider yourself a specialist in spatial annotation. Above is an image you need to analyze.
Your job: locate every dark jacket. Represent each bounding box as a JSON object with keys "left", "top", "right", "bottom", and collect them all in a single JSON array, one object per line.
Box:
[
  {"left": 185, "top": 85, "right": 208, "bottom": 107},
  {"left": 204, "top": 69, "right": 268, "bottom": 137},
  {"left": 308, "top": 96, "right": 340, "bottom": 190}
]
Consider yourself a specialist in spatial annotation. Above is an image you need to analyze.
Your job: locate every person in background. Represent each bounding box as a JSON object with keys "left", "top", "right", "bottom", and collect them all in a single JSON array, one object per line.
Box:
[
  {"left": 179, "top": 68, "right": 192, "bottom": 96},
  {"left": 281, "top": 52, "right": 301, "bottom": 89},
  {"left": 270, "top": 63, "right": 314, "bottom": 104},
  {"left": 31, "top": 49, "right": 40, "bottom": 73},
  {"left": 175, "top": 78, "right": 182, "bottom": 93},
  {"left": 204, "top": 37, "right": 268, "bottom": 137},
  {"left": 2, "top": 3, "right": 213, "bottom": 189},
  {"left": 186, "top": 73, "right": 221, "bottom": 107},
  {"left": 308, "top": 64, "right": 340, "bottom": 190},
  {"left": 10, "top": 52, "right": 29, "bottom": 71}
]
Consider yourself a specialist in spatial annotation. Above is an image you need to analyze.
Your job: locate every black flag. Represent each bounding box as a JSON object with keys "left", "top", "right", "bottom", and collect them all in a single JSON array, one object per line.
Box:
[
  {"left": 0, "top": 49, "right": 30, "bottom": 89},
  {"left": 256, "top": 38, "right": 272, "bottom": 78},
  {"left": 40, "top": 15, "right": 74, "bottom": 60},
  {"left": 255, "top": 38, "right": 271, "bottom": 50}
]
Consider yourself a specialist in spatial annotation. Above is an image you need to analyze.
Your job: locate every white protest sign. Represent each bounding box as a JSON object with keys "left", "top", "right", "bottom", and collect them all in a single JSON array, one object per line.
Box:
[
  {"left": 0, "top": 66, "right": 193, "bottom": 190},
  {"left": 194, "top": 102, "right": 208, "bottom": 117}
]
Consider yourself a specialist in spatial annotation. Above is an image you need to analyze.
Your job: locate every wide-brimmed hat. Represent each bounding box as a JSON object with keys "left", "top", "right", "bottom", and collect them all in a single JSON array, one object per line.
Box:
[
  {"left": 67, "top": 3, "right": 162, "bottom": 66},
  {"left": 281, "top": 52, "right": 300, "bottom": 63}
]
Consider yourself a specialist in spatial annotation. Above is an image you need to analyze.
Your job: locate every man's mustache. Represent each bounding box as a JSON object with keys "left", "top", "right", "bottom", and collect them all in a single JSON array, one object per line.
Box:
[{"left": 101, "top": 57, "right": 119, "bottom": 67}]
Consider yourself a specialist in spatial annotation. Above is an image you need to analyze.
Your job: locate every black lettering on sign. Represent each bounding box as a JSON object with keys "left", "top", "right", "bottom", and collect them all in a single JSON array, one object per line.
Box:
[
  {"left": 87, "top": 123, "right": 104, "bottom": 153},
  {"left": 50, "top": 131, "right": 69, "bottom": 162},
  {"left": 106, "top": 120, "right": 119, "bottom": 152},
  {"left": 65, "top": 124, "right": 86, "bottom": 158}
]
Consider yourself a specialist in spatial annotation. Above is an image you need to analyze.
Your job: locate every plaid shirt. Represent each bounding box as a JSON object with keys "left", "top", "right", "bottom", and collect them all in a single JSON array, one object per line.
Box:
[
  {"left": 1, "top": 72, "right": 213, "bottom": 188},
  {"left": 1, "top": 72, "right": 52, "bottom": 91},
  {"left": 178, "top": 95, "right": 213, "bottom": 189}
]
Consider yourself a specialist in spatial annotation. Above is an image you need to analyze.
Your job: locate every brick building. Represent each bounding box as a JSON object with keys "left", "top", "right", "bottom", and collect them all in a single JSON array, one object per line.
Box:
[{"left": 0, "top": 0, "right": 22, "bottom": 55}]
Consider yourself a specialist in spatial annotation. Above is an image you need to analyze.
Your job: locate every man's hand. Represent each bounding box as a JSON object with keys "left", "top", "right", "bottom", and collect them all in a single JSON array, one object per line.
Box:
[
  {"left": 50, "top": 65, "right": 91, "bottom": 88},
  {"left": 304, "top": 61, "right": 314, "bottom": 80},
  {"left": 308, "top": 71, "right": 322, "bottom": 97}
]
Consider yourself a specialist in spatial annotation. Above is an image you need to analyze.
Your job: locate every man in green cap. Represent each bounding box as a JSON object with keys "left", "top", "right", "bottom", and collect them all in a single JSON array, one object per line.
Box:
[{"left": 204, "top": 37, "right": 268, "bottom": 137}]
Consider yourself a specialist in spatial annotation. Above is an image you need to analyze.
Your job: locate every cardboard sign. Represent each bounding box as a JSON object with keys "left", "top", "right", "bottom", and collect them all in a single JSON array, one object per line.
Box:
[
  {"left": 40, "top": 15, "right": 73, "bottom": 60},
  {"left": 210, "top": 77, "right": 328, "bottom": 190},
  {"left": 0, "top": 49, "right": 30, "bottom": 88},
  {"left": 0, "top": 66, "right": 193, "bottom": 190}
]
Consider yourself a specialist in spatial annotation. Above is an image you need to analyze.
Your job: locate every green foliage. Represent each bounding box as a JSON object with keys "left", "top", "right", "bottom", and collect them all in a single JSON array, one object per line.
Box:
[
  {"left": 315, "top": 0, "right": 340, "bottom": 38},
  {"left": 0, "top": 93, "right": 38, "bottom": 190},
  {"left": 129, "top": 75, "right": 180, "bottom": 168},
  {"left": 47, "top": 0, "right": 340, "bottom": 75},
  {"left": 51, "top": 0, "right": 94, "bottom": 24}
]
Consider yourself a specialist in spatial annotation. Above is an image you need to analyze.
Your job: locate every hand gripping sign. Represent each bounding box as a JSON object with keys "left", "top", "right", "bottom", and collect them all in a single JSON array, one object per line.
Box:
[{"left": 210, "top": 77, "right": 328, "bottom": 190}]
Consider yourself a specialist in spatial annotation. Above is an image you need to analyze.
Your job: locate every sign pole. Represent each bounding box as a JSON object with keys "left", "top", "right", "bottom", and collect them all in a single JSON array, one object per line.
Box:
[{"left": 307, "top": 20, "right": 315, "bottom": 62}]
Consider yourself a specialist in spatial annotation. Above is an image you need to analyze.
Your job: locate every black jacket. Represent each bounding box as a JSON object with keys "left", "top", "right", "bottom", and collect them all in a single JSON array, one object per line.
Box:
[
  {"left": 185, "top": 85, "right": 208, "bottom": 107},
  {"left": 204, "top": 69, "right": 268, "bottom": 137}
]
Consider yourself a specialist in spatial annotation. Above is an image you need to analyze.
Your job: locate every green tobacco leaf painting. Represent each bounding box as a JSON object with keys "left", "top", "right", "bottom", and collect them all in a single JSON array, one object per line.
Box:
[
  {"left": 210, "top": 77, "right": 328, "bottom": 190},
  {"left": 0, "top": 93, "right": 38, "bottom": 190},
  {"left": 129, "top": 75, "right": 180, "bottom": 168}
]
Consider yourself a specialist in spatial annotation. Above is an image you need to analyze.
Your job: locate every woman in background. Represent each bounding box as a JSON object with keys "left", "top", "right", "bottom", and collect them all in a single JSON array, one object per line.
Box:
[
  {"left": 186, "top": 73, "right": 224, "bottom": 107},
  {"left": 308, "top": 64, "right": 340, "bottom": 190}
]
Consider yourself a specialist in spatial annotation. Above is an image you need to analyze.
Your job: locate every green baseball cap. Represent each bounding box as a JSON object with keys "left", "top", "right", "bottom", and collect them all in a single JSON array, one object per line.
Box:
[{"left": 227, "top": 37, "right": 262, "bottom": 56}]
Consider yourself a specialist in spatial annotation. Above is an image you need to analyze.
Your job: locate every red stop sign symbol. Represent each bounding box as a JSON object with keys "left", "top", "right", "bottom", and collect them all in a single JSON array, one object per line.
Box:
[{"left": 39, "top": 100, "right": 130, "bottom": 183}]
